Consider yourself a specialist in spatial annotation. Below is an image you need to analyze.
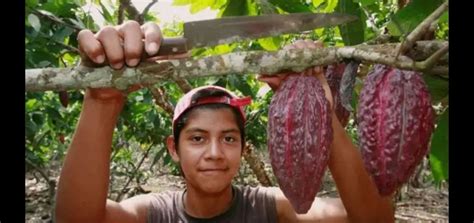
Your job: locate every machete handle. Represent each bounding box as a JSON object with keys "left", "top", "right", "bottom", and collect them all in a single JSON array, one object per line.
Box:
[
  {"left": 156, "top": 37, "right": 188, "bottom": 56},
  {"left": 80, "top": 37, "right": 189, "bottom": 67}
]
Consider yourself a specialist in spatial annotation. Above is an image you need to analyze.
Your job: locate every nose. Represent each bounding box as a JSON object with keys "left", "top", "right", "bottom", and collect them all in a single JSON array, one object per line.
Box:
[{"left": 205, "top": 138, "right": 224, "bottom": 160}]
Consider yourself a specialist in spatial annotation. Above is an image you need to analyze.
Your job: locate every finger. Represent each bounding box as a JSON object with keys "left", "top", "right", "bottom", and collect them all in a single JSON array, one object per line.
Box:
[
  {"left": 308, "top": 40, "right": 324, "bottom": 75},
  {"left": 283, "top": 44, "right": 296, "bottom": 50},
  {"left": 125, "top": 84, "right": 142, "bottom": 94},
  {"left": 314, "top": 66, "right": 323, "bottom": 74},
  {"left": 257, "top": 75, "right": 282, "bottom": 91},
  {"left": 293, "top": 39, "right": 307, "bottom": 49},
  {"left": 141, "top": 22, "right": 162, "bottom": 56},
  {"left": 257, "top": 72, "right": 294, "bottom": 91},
  {"left": 314, "top": 70, "right": 329, "bottom": 91},
  {"left": 148, "top": 52, "right": 191, "bottom": 61},
  {"left": 118, "top": 21, "right": 143, "bottom": 67},
  {"left": 313, "top": 71, "right": 333, "bottom": 107},
  {"left": 96, "top": 26, "right": 124, "bottom": 69},
  {"left": 304, "top": 39, "right": 317, "bottom": 49},
  {"left": 314, "top": 40, "right": 324, "bottom": 48},
  {"left": 77, "top": 29, "right": 105, "bottom": 64}
]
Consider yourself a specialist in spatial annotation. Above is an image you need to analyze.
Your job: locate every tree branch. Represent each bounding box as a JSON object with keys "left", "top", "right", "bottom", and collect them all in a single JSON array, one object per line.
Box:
[
  {"left": 119, "top": 0, "right": 143, "bottom": 24},
  {"left": 26, "top": 158, "right": 56, "bottom": 206},
  {"left": 173, "top": 78, "right": 193, "bottom": 93},
  {"left": 243, "top": 143, "right": 273, "bottom": 186},
  {"left": 417, "top": 43, "right": 448, "bottom": 70},
  {"left": 148, "top": 86, "right": 175, "bottom": 115},
  {"left": 25, "top": 40, "right": 448, "bottom": 92},
  {"left": 396, "top": 2, "right": 448, "bottom": 56},
  {"left": 118, "top": 2, "right": 126, "bottom": 25},
  {"left": 36, "top": 31, "right": 80, "bottom": 53},
  {"left": 141, "top": 0, "right": 159, "bottom": 17},
  {"left": 115, "top": 144, "right": 153, "bottom": 201},
  {"left": 29, "top": 9, "right": 83, "bottom": 32}
]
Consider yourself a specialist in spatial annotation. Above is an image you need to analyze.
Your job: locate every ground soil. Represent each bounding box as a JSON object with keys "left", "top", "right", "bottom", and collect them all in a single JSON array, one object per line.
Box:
[{"left": 25, "top": 154, "right": 448, "bottom": 223}]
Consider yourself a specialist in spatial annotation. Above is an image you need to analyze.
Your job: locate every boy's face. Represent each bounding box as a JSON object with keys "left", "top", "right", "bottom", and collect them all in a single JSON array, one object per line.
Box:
[{"left": 167, "top": 107, "right": 242, "bottom": 194}]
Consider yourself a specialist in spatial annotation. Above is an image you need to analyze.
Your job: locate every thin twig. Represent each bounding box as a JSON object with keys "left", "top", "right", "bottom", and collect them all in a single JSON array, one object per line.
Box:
[
  {"left": 173, "top": 78, "right": 193, "bottom": 93},
  {"left": 396, "top": 2, "right": 448, "bottom": 56},
  {"left": 25, "top": 158, "right": 56, "bottom": 206},
  {"left": 141, "top": 0, "right": 159, "bottom": 17},
  {"left": 148, "top": 86, "right": 175, "bottom": 115},
  {"left": 35, "top": 31, "right": 80, "bottom": 53},
  {"left": 418, "top": 43, "right": 449, "bottom": 71},
  {"left": 115, "top": 144, "right": 154, "bottom": 201},
  {"left": 242, "top": 143, "right": 273, "bottom": 186},
  {"left": 118, "top": 2, "right": 126, "bottom": 25},
  {"left": 29, "top": 9, "right": 83, "bottom": 32},
  {"left": 119, "top": 0, "right": 142, "bottom": 24}
]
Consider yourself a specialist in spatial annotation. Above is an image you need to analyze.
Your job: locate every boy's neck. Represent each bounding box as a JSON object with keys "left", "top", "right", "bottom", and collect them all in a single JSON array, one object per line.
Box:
[{"left": 183, "top": 185, "right": 234, "bottom": 219}]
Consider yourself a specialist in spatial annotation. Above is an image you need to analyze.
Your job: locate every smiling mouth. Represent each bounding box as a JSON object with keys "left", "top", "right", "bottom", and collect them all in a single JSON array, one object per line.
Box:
[{"left": 200, "top": 168, "right": 228, "bottom": 172}]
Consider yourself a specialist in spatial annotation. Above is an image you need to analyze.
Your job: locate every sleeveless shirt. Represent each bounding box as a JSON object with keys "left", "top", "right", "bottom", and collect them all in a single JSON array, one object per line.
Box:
[{"left": 147, "top": 185, "right": 278, "bottom": 223}]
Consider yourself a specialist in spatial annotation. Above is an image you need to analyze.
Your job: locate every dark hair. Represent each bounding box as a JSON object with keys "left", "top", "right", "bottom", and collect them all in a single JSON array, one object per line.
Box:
[{"left": 173, "top": 89, "right": 246, "bottom": 150}]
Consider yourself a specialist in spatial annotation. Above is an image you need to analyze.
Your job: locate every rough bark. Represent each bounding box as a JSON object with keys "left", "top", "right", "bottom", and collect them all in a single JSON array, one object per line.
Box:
[{"left": 25, "top": 40, "right": 448, "bottom": 92}]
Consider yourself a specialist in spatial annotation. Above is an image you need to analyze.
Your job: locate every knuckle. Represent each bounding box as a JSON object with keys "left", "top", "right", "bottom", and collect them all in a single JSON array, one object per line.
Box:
[
  {"left": 145, "top": 29, "right": 161, "bottom": 40},
  {"left": 87, "top": 43, "right": 103, "bottom": 56},
  {"left": 97, "top": 26, "right": 117, "bottom": 39},
  {"left": 122, "top": 20, "right": 141, "bottom": 30},
  {"left": 108, "top": 56, "right": 123, "bottom": 65},
  {"left": 77, "top": 29, "right": 92, "bottom": 39},
  {"left": 126, "top": 48, "right": 142, "bottom": 59},
  {"left": 143, "top": 21, "right": 160, "bottom": 30}
]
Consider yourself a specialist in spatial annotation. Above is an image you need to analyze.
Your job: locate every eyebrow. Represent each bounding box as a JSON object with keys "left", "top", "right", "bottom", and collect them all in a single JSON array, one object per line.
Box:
[
  {"left": 222, "top": 129, "right": 240, "bottom": 134},
  {"left": 184, "top": 127, "right": 240, "bottom": 134}
]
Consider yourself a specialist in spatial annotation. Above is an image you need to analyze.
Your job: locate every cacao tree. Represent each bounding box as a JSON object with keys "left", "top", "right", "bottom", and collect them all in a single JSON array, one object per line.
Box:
[{"left": 25, "top": 0, "right": 449, "bottom": 215}]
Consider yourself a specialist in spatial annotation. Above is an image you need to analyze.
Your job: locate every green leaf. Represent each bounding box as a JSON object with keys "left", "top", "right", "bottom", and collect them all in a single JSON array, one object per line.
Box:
[
  {"left": 98, "top": 1, "right": 114, "bottom": 24},
  {"left": 323, "top": 0, "right": 338, "bottom": 12},
  {"left": 439, "top": 11, "right": 448, "bottom": 23},
  {"left": 221, "top": 0, "right": 249, "bottom": 17},
  {"left": 422, "top": 74, "right": 448, "bottom": 103},
  {"left": 190, "top": 0, "right": 214, "bottom": 14},
  {"left": 163, "top": 153, "right": 173, "bottom": 165},
  {"left": 429, "top": 108, "right": 448, "bottom": 183},
  {"left": 212, "top": 44, "right": 233, "bottom": 54},
  {"left": 173, "top": 0, "right": 193, "bottom": 6},
  {"left": 257, "top": 36, "right": 282, "bottom": 51},
  {"left": 246, "top": 0, "right": 258, "bottom": 16},
  {"left": 386, "top": 0, "right": 444, "bottom": 37},
  {"left": 336, "top": 0, "right": 365, "bottom": 45},
  {"left": 37, "top": 61, "right": 52, "bottom": 68},
  {"left": 313, "top": 0, "right": 324, "bottom": 8},
  {"left": 354, "top": 0, "right": 376, "bottom": 7},
  {"left": 26, "top": 99, "right": 38, "bottom": 110},
  {"left": 26, "top": 0, "right": 38, "bottom": 8},
  {"left": 228, "top": 75, "right": 254, "bottom": 97},
  {"left": 68, "top": 18, "right": 86, "bottom": 29},
  {"left": 269, "top": 0, "right": 311, "bottom": 13},
  {"left": 28, "top": 14, "right": 41, "bottom": 32},
  {"left": 151, "top": 147, "right": 166, "bottom": 168},
  {"left": 53, "top": 26, "right": 74, "bottom": 42},
  {"left": 211, "top": 0, "right": 227, "bottom": 9},
  {"left": 32, "top": 112, "right": 44, "bottom": 126}
]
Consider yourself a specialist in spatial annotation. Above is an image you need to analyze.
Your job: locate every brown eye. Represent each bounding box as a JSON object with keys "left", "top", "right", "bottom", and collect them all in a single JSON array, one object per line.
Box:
[
  {"left": 191, "top": 136, "right": 204, "bottom": 142},
  {"left": 224, "top": 136, "right": 236, "bottom": 143}
]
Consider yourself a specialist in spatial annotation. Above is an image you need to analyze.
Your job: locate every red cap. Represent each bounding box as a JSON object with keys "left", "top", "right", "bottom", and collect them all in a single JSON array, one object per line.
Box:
[{"left": 173, "top": 85, "right": 252, "bottom": 130}]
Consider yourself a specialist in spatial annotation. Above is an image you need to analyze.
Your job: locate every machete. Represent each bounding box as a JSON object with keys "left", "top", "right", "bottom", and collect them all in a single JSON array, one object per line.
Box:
[{"left": 156, "top": 12, "right": 358, "bottom": 56}]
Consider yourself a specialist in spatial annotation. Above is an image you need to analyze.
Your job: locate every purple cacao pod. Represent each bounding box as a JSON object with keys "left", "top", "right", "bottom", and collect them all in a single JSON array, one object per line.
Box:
[
  {"left": 326, "top": 63, "right": 351, "bottom": 127},
  {"left": 268, "top": 75, "right": 333, "bottom": 213},
  {"left": 357, "top": 64, "right": 435, "bottom": 196}
]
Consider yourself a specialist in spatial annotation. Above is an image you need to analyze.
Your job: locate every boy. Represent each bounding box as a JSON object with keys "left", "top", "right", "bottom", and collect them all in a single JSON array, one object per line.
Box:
[{"left": 55, "top": 21, "right": 395, "bottom": 223}]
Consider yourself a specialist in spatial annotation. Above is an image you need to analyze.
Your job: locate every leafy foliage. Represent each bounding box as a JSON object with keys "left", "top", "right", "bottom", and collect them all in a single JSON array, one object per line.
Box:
[{"left": 25, "top": 0, "right": 449, "bottom": 200}]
